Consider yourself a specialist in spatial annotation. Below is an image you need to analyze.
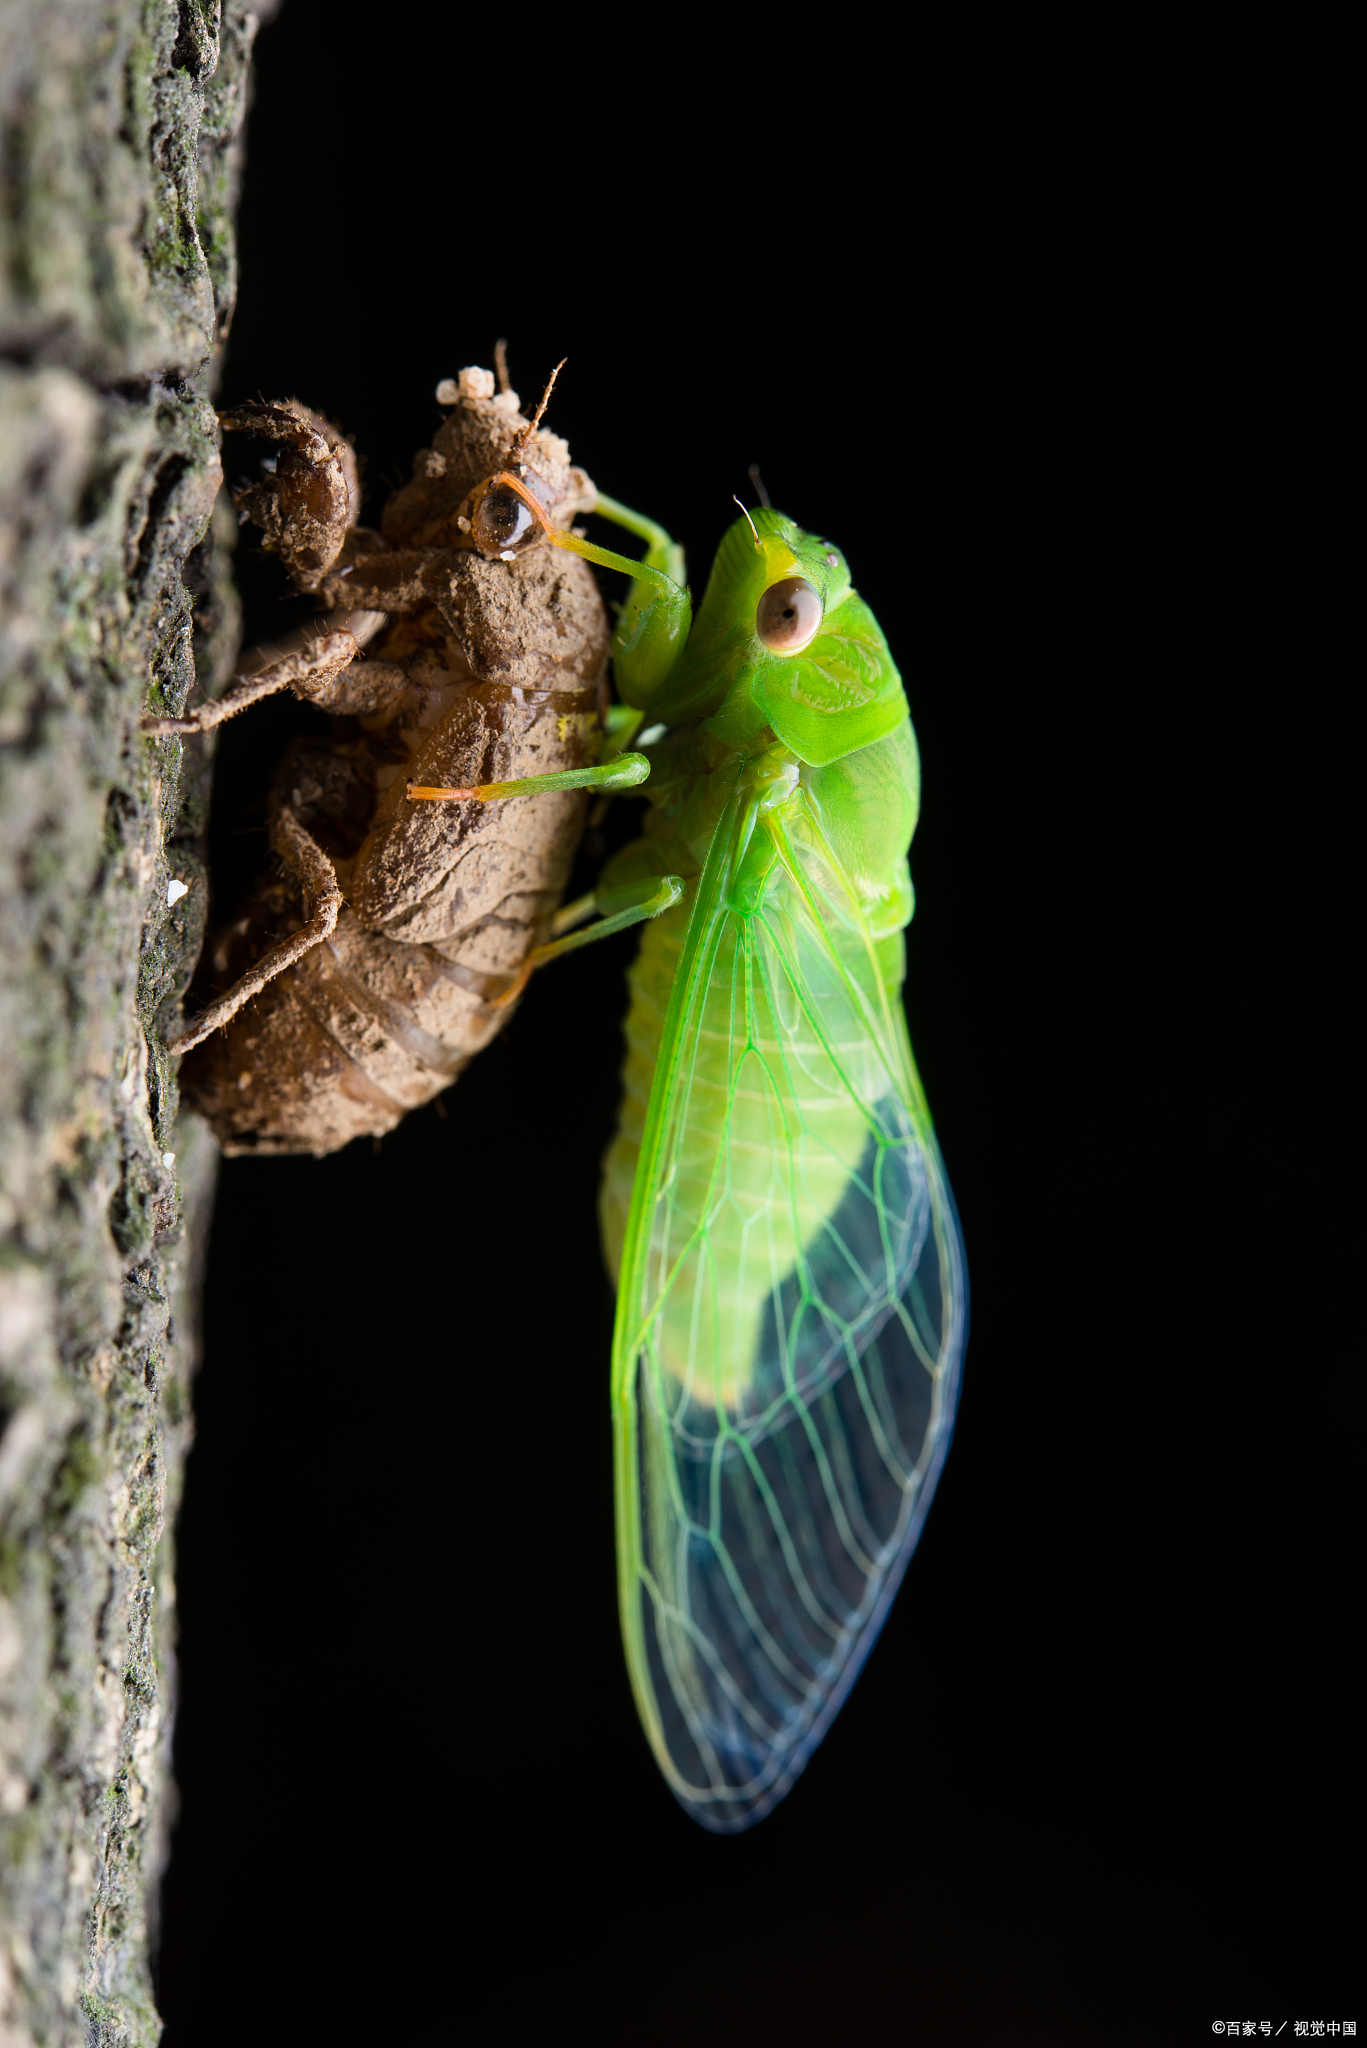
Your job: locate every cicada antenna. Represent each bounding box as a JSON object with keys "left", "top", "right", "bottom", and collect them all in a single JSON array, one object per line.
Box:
[
  {"left": 494, "top": 338, "right": 511, "bottom": 394},
  {"left": 510, "top": 358, "right": 567, "bottom": 464},
  {"left": 732, "top": 494, "right": 763, "bottom": 549},
  {"left": 748, "top": 464, "right": 772, "bottom": 509}
]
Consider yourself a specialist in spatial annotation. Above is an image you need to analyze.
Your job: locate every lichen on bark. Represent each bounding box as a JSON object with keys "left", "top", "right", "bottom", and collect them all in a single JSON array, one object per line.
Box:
[{"left": 0, "top": 5, "right": 272, "bottom": 2040}]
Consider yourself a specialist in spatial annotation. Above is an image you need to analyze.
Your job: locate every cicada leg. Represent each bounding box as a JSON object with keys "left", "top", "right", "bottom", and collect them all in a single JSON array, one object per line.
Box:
[
  {"left": 486, "top": 873, "right": 684, "bottom": 1010},
  {"left": 545, "top": 496, "right": 692, "bottom": 708},
  {"left": 589, "top": 493, "right": 686, "bottom": 587},
  {"left": 406, "top": 755, "right": 682, "bottom": 1002},
  {"left": 167, "top": 808, "right": 342, "bottom": 1056},
  {"left": 405, "top": 753, "right": 651, "bottom": 805},
  {"left": 141, "top": 624, "right": 362, "bottom": 737}
]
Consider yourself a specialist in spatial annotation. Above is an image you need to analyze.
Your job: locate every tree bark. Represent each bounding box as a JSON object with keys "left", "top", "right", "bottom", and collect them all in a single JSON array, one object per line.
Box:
[{"left": 0, "top": 5, "right": 270, "bottom": 2038}]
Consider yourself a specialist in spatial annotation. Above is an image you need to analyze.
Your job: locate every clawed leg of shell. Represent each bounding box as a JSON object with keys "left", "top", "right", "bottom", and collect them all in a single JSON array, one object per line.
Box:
[
  {"left": 141, "top": 626, "right": 362, "bottom": 737},
  {"left": 168, "top": 808, "right": 342, "bottom": 1056}
]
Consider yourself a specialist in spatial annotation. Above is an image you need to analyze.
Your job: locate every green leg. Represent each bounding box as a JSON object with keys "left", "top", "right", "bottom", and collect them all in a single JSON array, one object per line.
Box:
[
  {"left": 532, "top": 873, "right": 683, "bottom": 964},
  {"left": 550, "top": 525, "right": 679, "bottom": 592},
  {"left": 407, "top": 754, "right": 650, "bottom": 804},
  {"left": 492, "top": 873, "right": 684, "bottom": 1008},
  {"left": 592, "top": 494, "right": 687, "bottom": 587},
  {"left": 549, "top": 889, "right": 597, "bottom": 938},
  {"left": 549, "top": 496, "right": 692, "bottom": 707}
]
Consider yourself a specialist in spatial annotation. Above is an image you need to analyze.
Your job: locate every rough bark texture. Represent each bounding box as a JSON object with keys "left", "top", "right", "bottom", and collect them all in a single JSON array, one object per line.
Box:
[{"left": 0, "top": 4, "right": 270, "bottom": 2039}]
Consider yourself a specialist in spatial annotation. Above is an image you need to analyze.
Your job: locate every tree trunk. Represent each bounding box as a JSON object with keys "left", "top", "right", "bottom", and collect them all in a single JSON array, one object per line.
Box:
[{"left": 0, "top": 5, "right": 270, "bottom": 2038}]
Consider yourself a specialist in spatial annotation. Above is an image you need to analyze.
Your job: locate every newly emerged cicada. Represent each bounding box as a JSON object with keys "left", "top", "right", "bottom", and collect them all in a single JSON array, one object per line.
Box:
[
  {"left": 409, "top": 477, "right": 970, "bottom": 1829},
  {"left": 154, "top": 371, "right": 967, "bottom": 1829},
  {"left": 147, "top": 363, "right": 644, "bottom": 1153}
]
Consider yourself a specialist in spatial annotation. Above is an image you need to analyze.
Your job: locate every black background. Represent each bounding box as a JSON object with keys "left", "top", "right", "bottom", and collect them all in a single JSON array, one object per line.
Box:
[{"left": 154, "top": 10, "right": 1351, "bottom": 2043}]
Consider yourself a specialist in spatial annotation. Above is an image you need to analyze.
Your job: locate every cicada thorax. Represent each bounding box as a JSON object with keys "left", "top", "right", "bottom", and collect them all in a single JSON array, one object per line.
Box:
[{"left": 180, "top": 378, "right": 609, "bottom": 1155}]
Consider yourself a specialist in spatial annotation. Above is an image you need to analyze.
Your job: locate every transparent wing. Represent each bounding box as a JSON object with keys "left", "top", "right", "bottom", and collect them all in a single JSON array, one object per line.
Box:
[{"left": 612, "top": 795, "right": 968, "bottom": 1831}]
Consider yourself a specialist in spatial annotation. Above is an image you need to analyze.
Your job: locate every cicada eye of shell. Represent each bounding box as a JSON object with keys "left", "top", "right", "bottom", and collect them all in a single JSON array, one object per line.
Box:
[
  {"left": 755, "top": 577, "right": 822, "bottom": 653},
  {"left": 471, "top": 483, "right": 539, "bottom": 557}
]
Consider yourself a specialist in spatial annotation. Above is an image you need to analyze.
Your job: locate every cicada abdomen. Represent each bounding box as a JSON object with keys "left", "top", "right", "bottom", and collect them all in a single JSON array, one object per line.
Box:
[{"left": 177, "top": 369, "right": 608, "bottom": 1154}]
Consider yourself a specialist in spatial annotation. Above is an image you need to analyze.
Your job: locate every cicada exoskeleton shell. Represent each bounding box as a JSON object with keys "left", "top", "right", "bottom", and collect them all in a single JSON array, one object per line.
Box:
[{"left": 179, "top": 372, "right": 608, "bottom": 1154}]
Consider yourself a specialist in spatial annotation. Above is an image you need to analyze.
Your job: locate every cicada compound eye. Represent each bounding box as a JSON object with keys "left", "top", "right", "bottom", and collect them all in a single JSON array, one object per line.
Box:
[
  {"left": 755, "top": 577, "right": 822, "bottom": 654},
  {"left": 470, "top": 481, "right": 541, "bottom": 558}
]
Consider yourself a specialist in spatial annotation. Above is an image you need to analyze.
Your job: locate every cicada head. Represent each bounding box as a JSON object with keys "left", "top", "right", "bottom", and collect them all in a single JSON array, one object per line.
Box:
[{"left": 659, "top": 508, "right": 910, "bottom": 764}]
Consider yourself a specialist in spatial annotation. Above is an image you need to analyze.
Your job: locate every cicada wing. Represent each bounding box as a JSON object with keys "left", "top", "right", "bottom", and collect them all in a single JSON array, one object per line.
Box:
[{"left": 613, "top": 802, "right": 967, "bottom": 1831}]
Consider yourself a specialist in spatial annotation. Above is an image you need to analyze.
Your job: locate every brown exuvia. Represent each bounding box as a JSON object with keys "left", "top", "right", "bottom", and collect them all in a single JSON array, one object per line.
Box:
[{"left": 149, "top": 366, "right": 608, "bottom": 1155}]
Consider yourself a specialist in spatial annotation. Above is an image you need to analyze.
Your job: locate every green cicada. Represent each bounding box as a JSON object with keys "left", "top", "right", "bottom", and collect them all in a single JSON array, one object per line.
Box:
[{"left": 411, "top": 459, "right": 968, "bottom": 1831}]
